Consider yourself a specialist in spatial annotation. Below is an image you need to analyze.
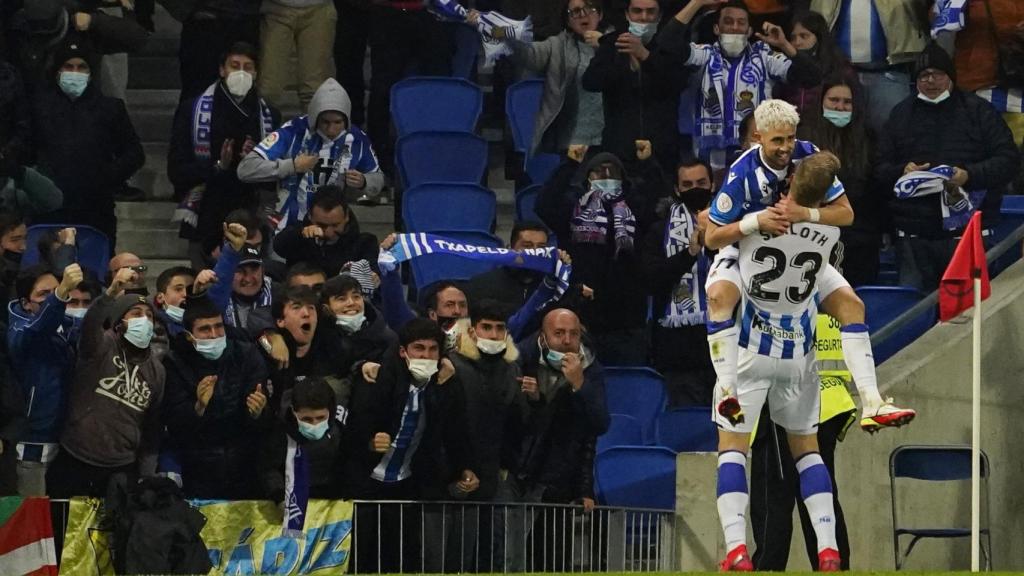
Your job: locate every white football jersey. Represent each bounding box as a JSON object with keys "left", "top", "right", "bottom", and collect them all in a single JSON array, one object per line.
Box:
[{"left": 737, "top": 218, "right": 839, "bottom": 359}]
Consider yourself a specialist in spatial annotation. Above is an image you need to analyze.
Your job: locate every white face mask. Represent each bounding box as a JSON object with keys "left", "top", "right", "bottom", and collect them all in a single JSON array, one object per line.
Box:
[
  {"left": 719, "top": 33, "right": 748, "bottom": 58},
  {"left": 476, "top": 337, "right": 507, "bottom": 356},
  {"left": 917, "top": 90, "right": 950, "bottom": 105},
  {"left": 335, "top": 311, "right": 365, "bottom": 333},
  {"left": 225, "top": 70, "right": 253, "bottom": 98},
  {"left": 65, "top": 307, "right": 88, "bottom": 319},
  {"left": 407, "top": 358, "right": 439, "bottom": 383}
]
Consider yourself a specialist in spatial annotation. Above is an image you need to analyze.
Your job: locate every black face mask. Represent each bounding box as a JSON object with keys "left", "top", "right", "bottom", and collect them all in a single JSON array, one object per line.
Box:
[
  {"left": 797, "top": 46, "right": 818, "bottom": 58},
  {"left": 435, "top": 315, "right": 460, "bottom": 331},
  {"left": 3, "top": 250, "right": 22, "bottom": 265},
  {"left": 676, "top": 187, "right": 714, "bottom": 214}
]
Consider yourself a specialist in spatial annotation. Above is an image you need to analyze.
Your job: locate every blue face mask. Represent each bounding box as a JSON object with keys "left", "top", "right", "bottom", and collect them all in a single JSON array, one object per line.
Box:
[
  {"left": 823, "top": 109, "right": 852, "bottom": 128},
  {"left": 545, "top": 349, "right": 566, "bottom": 369},
  {"left": 628, "top": 20, "right": 658, "bottom": 43},
  {"left": 123, "top": 317, "right": 154, "bottom": 349},
  {"left": 590, "top": 178, "right": 623, "bottom": 202},
  {"left": 193, "top": 335, "right": 227, "bottom": 361},
  {"left": 165, "top": 304, "right": 185, "bottom": 324},
  {"left": 296, "top": 418, "right": 329, "bottom": 441},
  {"left": 58, "top": 71, "right": 89, "bottom": 99}
]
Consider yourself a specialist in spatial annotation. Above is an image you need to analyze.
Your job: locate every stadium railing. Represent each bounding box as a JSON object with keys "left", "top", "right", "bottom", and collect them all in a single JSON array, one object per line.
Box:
[
  {"left": 49, "top": 498, "right": 679, "bottom": 573},
  {"left": 870, "top": 218, "right": 1024, "bottom": 355}
]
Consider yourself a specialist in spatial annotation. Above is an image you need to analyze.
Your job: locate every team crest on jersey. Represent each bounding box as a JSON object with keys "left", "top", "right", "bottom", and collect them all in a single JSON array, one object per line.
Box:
[
  {"left": 716, "top": 193, "right": 733, "bottom": 214},
  {"left": 260, "top": 132, "right": 279, "bottom": 147}
]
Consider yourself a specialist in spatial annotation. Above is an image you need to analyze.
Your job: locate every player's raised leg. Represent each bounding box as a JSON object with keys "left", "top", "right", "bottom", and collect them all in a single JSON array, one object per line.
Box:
[
  {"left": 819, "top": 283, "right": 917, "bottom": 432},
  {"left": 707, "top": 266, "right": 743, "bottom": 423}
]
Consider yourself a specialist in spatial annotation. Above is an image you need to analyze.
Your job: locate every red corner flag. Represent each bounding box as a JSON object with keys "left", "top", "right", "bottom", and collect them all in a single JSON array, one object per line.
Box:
[{"left": 939, "top": 211, "right": 991, "bottom": 322}]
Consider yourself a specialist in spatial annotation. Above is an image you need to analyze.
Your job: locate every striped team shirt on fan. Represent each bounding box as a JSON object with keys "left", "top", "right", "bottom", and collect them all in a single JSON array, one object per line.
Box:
[
  {"left": 736, "top": 221, "right": 839, "bottom": 359},
  {"left": 709, "top": 141, "right": 845, "bottom": 227}
]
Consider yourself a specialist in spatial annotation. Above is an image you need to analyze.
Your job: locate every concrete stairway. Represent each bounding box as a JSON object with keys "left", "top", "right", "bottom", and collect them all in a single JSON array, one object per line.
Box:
[{"left": 116, "top": 6, "right": 517, "bottom": 286}]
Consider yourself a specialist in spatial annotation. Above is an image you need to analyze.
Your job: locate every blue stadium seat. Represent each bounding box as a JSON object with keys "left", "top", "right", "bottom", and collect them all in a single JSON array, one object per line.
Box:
[
  {"left": 396, "top": 131, "right": 488, "bottom": 188},
  {"left": 598, "top": 414, "right": 644, "bottom": 454},
  {"left": 890, "top": 445, "right": 992, "bottom": 570},
  {"left": 525, "top": 153, "right": 561, "bottom": 186},
  {"left": 505, "top": 78, "right": 544, "bottom": 154},
  {"left": 604, "top": 367, "right": 667, "bottom": 442},
  {"left": 408, "top": 229, "right": 504, "bottom": 293},
  {"left": 402, "top": 183, "right": 496, "bottom": 233},
  {"left": 595, "top": 446, "right": 677, "bottom": 510},
  {"left": 655, "top": 407, "right": 717, "bottom": 452},
  {"left": 515, "top": 184, "right": 541, "bottom": 223},
  {"left": 990, "top": 196, "right": 1024, "bottom": 277},
  {"left": 21, "top": 224, "right": 111, "bottom": 279},
  {"left": 390, "top": 77, "right": 482, "bottom": 136},
  {"left": 855, "top": 286, "right": 936, "bottom": 364}
]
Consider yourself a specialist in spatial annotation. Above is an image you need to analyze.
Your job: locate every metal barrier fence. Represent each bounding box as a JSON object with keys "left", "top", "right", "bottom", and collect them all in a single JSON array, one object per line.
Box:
[
  {"left": 49, "top": 499, "right": 678, "bottom": 573},
  {"left": 871, "top": 220, "right": 1024, "bottom": 349}
]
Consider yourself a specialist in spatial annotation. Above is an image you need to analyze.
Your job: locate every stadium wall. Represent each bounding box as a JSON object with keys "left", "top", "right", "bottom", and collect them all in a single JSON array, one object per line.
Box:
[{"left": 676, "top": 259, "right": 1024, "bottom": 571}]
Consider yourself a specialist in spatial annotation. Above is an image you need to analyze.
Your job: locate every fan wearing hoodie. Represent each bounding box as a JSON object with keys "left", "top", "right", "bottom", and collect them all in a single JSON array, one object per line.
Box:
[
  {"left": 47, "top": 267, "right": 165, "bottom": 498},
  {"left": 238, "top": 78, "right": 384, "bottom": 229}
]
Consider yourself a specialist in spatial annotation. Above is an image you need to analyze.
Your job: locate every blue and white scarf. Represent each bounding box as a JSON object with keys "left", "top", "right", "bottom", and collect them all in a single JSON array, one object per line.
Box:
[
  {"left": 427, "top": 0, "right": 533, "bottom": 65},
  {"left": 931, "top": 0, "right": 967, "bottom": 37},
  {"left": 174, "top": 82, "right": 275, "bottom": 226},
  {"left": 226, "top": 276, "right": 274, "bottom": 328},
  {"left": 660, "top": 203, "right": 709, "bottom": 328},
  {"left": 894, "top": 165, "right": 986, "bottom": 231},
  {"left": 282, "top": 435, "right": 310, "bottom": 538},
  {"left": 378, "top": 232, "right": 572, "bottom": 297},
  {"left": 696, "top": 43, "right": 769, "bottom": 156}
]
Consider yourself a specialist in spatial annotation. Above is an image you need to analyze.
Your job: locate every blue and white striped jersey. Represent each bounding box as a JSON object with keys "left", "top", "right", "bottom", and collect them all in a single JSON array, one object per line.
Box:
[
  {"left": 834, "top": 0, "right": 888, "bottom": 65},
  {"left": 737, "top": 220, "right": 839, "bottom": 359},
  {"left": 709, "top": 142, "right": 845, "bottom": 226}
]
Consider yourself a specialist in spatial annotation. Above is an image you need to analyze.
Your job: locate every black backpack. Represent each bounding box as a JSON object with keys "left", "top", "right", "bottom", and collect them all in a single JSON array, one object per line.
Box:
[{"left": 104, "top": 474, "right": 213, "bottom": 575}]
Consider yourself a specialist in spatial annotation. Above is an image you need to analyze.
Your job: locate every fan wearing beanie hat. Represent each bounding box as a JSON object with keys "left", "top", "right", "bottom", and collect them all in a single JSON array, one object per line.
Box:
[
  {"left": 914, "top": 42, "right": 956, "bottom": 105},
  {"left": 53, "top": 40, "right": 96, "bottom": 100}
]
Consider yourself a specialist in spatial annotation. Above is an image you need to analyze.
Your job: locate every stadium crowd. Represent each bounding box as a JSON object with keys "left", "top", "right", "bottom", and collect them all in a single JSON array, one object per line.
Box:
[{"left": 0, "top": 0, "right": 1021, "bottom": 572}]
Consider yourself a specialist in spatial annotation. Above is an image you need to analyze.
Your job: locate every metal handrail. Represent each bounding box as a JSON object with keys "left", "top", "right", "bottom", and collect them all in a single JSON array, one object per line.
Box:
[{"left": 871, "top": 220, "right": 1024, "bottom": 347}]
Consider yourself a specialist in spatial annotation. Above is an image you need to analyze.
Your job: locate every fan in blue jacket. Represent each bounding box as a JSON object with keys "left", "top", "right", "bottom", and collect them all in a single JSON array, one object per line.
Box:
[{"left": 6, "top": 262, "right": 84, "bottom": 495}]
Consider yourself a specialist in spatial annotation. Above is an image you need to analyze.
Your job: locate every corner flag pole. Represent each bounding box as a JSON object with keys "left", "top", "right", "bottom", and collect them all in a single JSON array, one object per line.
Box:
[{"left": 971, "top": 272, "right": 981, "bottom": 572}]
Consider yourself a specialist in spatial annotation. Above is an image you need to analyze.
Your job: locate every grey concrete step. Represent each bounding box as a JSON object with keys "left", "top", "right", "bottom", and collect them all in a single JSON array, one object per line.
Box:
[
  {"left": 116, "top": 227, "right": 188, "bottom": 260},
  {"left": 116, "top": 200, "right": 175, "bottom": 221}
]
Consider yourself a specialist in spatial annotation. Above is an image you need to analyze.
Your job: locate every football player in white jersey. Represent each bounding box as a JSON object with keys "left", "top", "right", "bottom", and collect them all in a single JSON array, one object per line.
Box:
[
  {"left": 703, "top": 99, "right": 915, "bottom": 433},
  {"left": 714, "top": 152, "right": 845, "bottom": 572}
]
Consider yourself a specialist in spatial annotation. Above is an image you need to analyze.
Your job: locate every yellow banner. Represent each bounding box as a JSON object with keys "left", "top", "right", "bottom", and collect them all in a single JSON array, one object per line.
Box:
[{"left": 59, "top": 498, "right": 353, "bottom": 575}]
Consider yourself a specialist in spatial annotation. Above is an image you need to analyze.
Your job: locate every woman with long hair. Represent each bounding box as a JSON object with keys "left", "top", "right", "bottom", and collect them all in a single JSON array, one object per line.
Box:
[
  {"left": 798, "top": 76, "right": 882, "bottom": 286},
  {"left": 779, "top": 11, "right": 854, "bottom": 115}
]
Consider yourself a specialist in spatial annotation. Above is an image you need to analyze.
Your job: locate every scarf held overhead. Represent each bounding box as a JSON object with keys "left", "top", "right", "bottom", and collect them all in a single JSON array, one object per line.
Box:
[
  {"left": 426, "top": 0, "right": 533, "bottom": 65},
  {"left": 379, "top": 233, "right": 572, "bottom": 296}
]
